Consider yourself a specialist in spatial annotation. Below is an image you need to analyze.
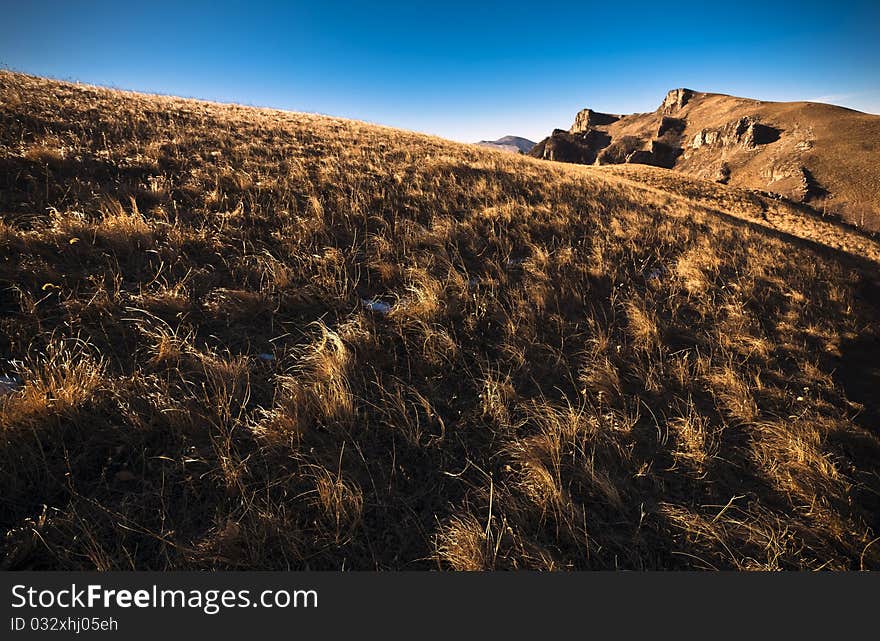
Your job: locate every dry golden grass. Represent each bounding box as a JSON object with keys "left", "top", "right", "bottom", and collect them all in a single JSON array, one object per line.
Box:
[
  {"left": 1, "top": 71, "right": 879, "bottom": 570},
  {"left": 597, "top": 163, "right": 880, "bottom": 264}
]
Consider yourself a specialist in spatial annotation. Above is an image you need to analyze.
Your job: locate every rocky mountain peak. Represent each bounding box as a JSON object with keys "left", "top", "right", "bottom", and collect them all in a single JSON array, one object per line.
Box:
[{"left": 661, "top": 88, "right": 695, "bottom": 114}]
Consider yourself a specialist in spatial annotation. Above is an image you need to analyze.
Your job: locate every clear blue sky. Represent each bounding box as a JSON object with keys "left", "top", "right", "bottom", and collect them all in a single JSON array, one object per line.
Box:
[{"left": 2, "top": 1, "right": 878, "bottom": 142}]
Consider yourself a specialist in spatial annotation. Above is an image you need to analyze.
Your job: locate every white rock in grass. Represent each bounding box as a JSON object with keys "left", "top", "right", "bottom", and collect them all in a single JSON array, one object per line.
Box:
[
  {"left": 0, "top": 374, "right": 22, "bottom": 396},
  {"left": 361, "top": 298, "right": 392, "bottom": 315}
]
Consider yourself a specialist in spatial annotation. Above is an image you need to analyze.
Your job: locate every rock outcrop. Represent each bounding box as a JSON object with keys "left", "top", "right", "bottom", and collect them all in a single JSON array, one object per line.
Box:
[
  {"left": 599, "top": 140, "right": 679, "bottom": 168},
  {"left": 760, "top": 163, "right": 828, "bottom": 202},
  {"left": 691, "top": 117, "right": 780, "bottom": 150},
  {"left": 661, "top": 88, "right": 694, "bottom": 114},
  {"left": 530, "top": 128, "right": 611, "bottom": 164},
  {"left": 596, "top": 136, "right": 644, "bottom": 165},
  {"left": 531, "top": 91, "right": 692, "bottom": 170},
  {"left": 657, "top": 116, "right": 686, "bottom": 138},
  {"left": 570, "top": 108, "right": 619, "bottom": 133}
]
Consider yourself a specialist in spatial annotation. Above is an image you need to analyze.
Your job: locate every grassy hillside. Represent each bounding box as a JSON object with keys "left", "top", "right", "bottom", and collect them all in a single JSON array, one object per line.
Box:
[
  {"left": 1, "top": 71, "right": 879, "bottom": 570},
  {"left": 595, "top": 163, "right": 880, "bottom": 265}
]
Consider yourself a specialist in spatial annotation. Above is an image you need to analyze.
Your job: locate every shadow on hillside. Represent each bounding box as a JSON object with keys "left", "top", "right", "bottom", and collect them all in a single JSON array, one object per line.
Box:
[
  {"left": 0, "top": 156, "right": 157, "bottom": 222},
  {"left": 695, "top": 200, "right": 880, "bottom": 275},
  {"left": 836, "top": 334, "right": 880, "bottom": 430},
  {"left": 695, "top": 198, "right": 880, "bottom": 434},
  {"left": 835, "top": 278, "right": 880, "bottom": 432},
  {"left": 752, "top": 123, "right": 781, "bottom": 145}
]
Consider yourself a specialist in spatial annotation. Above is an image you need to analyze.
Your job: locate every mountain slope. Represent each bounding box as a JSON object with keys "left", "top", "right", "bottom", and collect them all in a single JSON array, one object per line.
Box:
[
  {"left": 1, "top": 72, "right": 879, "bottom": 570},
  {"left": 531, "top": 89, "right": 880, "bottom": 230},
  {"left": 475, "top": 135, "right": 535, "bottom": 154}
]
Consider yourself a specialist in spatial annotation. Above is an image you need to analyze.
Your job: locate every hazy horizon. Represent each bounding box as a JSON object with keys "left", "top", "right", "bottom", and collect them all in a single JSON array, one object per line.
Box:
[{"left": 2, "top": 0, "right": 879, "bottom": 142}]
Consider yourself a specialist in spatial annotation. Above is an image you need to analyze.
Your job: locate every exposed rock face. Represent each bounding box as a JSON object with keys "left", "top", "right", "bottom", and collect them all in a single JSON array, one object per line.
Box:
[
  {"left": 647, "top": 140, "right": 680, "bottom": 168},
  {"left": 760, "top": 163, "right": 828, "bottom": 202},
  {"left": 597, "top": 136, "right": 645, "bottom": 165},
  {"left": 662, "top": 88, "right": 694, "bottom": 114},
  {"left": 799, "top": 167, "right": 827, "bottom": 202},
  {"left": 691, "top": 129, "right": 720, "bottom": 148},
  {"left": 534, "top": 90, "right": 698, "bottom": 170},
  {"left": 530, "top": 128, "right": 611, "bottom": 164},
  {"left": 691, "top": 117, "right": 780, "bottom": 150},
  {"left": 606, "top": 140, "right": 679, "bottom": 168},
  {"left": 570, "top": 108, "right": 619, "bottom": 133},
  {"left": 534, "top": 99, "right": 688, "bottom": 169},
  {"left": 657, "top": 116, "right": 685, "bottom": 138}
]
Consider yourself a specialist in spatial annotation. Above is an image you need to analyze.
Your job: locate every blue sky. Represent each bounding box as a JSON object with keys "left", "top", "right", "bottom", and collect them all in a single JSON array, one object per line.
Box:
[{"left": 2, "top": 1, "right": 878, "bottom": 142}]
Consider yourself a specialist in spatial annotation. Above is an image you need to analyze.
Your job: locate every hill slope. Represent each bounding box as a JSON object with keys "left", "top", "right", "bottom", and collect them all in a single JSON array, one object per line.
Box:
[
  {"left": 1, "top": 72, "right": 879, "bottom": 570},
  {"left": 530, "top": 89, "right": 880, "bottom": 230},
  {"left": 475, "top": 135, "right": 536, "bottom": 154}
]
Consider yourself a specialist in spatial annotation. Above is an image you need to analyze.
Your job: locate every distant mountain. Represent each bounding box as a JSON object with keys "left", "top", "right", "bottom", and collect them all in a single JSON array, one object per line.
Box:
[
  {"left": 530, "top": 89, "right": 880, "bottom": 230},
  {"left": 475, "top": 135, "right": 535, "bottom": 154}
]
